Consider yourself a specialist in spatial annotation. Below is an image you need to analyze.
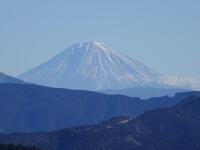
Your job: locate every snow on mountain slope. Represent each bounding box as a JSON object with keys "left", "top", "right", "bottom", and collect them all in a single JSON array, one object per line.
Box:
[{"left": 18, "top": 41, "right": 165, "bottom": 90}]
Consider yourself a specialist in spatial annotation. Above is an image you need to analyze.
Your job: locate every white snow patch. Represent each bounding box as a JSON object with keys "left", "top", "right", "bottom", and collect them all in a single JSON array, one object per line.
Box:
[{"left": 118, "top": 119, "right": 130, "bottom": 124}]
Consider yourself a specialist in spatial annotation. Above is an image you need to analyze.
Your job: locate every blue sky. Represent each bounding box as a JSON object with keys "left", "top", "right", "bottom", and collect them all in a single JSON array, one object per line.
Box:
[{"left": 0, "top": 0, "right": 199, "bottom": 83}]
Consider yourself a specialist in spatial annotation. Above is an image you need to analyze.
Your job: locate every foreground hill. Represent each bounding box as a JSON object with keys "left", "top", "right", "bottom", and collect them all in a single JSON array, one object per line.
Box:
[
  {"left": 0, "top": 143, "right": 39, "bottom": 150},
  {"left": 0, "top": 83, "right": 199, "bottom": 133},
  {"left": 0, "top": 84, "right": 200, "bottom": 133},
  {"left": 0, "top": 96, "right": 200, "bottom": 150},
  {"left": 0, "top": 84, "right": 171, "bottom": 133}
]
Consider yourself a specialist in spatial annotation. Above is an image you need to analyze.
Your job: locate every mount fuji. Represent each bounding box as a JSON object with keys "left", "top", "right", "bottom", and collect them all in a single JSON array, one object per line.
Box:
[{"left": 18, "top": 41, "right": 167, "bottom": 90}]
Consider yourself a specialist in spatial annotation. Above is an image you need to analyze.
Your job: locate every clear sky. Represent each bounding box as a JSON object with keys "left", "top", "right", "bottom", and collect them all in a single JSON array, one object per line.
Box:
[{"left": 0, "top": 0, "right": 199, "bottom": 82}]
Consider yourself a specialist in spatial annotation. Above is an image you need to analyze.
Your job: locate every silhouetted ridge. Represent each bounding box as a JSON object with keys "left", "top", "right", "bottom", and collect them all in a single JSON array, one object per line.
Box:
[
  {"left": 0, "top": 83, "right": 199, "bottom": 133},
  {"left": 0, "top": 72, "right": 26, "bottom": 84},
  {"left": 0, "top": 143, "right": 40, "bottom": 150},
  {"left": 0, "top": 96, "right": 200, "bottom": 150}
]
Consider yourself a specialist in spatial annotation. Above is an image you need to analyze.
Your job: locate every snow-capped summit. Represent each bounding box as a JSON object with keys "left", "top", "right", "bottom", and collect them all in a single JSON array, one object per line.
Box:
[{"left": 18, "top": 41, "right": 165, "bottom": 90}]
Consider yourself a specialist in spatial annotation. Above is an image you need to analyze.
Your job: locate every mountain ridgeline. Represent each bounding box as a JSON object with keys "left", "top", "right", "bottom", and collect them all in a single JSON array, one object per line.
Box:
[
  {"left": 1, "top": 96, "right": 200, "bottom": 150},
  {"left": 18, "top": 41, "right": 169, "bottom": 90},
  {"left": 0, "top": 143, "right": 39, "bottom": 150},
  {"left": 0, "top": 72, "right": 26, "bottom": 84},
  {"left": 0, "top": 71, "right": 187, "bottom": 100},
  {"left": 0, "top": 83, "right": 199, "bottom": 133},
  {"left": 100, "top": 87, "right": 187, "bottom": 99}
]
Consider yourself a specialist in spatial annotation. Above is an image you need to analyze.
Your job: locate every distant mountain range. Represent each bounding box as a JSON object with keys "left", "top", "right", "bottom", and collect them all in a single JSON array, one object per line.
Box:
[
  {"left": 18, "top": 41, "right": 172, "bottom": 90},
  {"left": 0, "top": 72, "right": 188, "bottom": 99},
  {"left": 100, "top": 87, "right": 187, "bottom": 99},
  {"left": 0, "top": 83, "right": 198, "bottom": 133},
  {"left": 1, "top": 96, "right": 200, "bottom": 150},
  {"left": 0, "top": 72, "right": 26, "bottom": 84}
]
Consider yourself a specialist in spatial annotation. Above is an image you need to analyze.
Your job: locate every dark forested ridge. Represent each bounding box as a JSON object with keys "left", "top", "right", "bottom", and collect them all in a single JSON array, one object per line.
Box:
[
  {"left": 0, "top": 96, "right": 200, "bottom": 150},
  {"left": 0, "top": 143, "right": 39, "bottom": 150},
  {"left": 0, "top": 83, "right": 199, "bottom": 133}
]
